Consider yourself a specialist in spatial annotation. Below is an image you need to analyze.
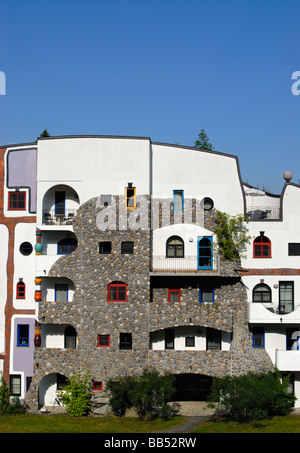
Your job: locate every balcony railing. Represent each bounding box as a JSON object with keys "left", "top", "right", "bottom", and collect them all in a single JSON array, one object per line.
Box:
[
  {"left": 151, "top": 255, "right": 219, "bottom": 273},
  {"left": 43, "top": 209, "right": 77, "bottom": 225},
  {"left": 246, "top": 206, "right": 280, "bottom": 220}
]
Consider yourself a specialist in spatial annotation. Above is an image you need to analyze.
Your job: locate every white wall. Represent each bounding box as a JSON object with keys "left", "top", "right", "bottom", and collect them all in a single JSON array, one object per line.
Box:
[{"left": 0, "top": 225, "right": 8, "bottom": 353}]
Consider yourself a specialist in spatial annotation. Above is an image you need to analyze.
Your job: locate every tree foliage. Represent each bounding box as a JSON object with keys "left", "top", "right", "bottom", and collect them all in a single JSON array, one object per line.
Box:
[
  {"left": 214, "top": 211, "right": 250, "bottom": 260},
  {"left": 194, "top": 129, "right": 214, "bottom": 150},
  {"left": 57, "top": 371, "right": 92, "bottom": 416},
  {"left": 208, "top": 370, "right": 296, "bottom": 423},
  {"left": 106, "top": 367, "right": 176, "bottom": 421}
]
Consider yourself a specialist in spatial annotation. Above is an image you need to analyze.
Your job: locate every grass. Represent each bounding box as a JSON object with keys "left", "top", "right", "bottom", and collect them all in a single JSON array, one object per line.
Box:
[
  {"left": 0, "top": 414, "right": 186, "bottom": 433},
  {"left": 193, "top": 415, "right": 300, "bottom": 433}
]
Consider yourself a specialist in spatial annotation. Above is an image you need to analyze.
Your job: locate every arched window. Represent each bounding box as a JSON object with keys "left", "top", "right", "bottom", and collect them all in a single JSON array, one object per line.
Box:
[
  {"left": 64, "top": 326, "right": 76, "bottom": 349},
  {"left": 16, "top": 281, "right": 26, "bottom": 299},
  {"left": 253, "top": 284, "right": 272, "bottom": 303},
  {"left": 166, "top": 236, "right": 184, "bottom": 258},
  {"left": 57, "top": 238, "right": 78, "bottom": 254},
  {"left": 108, "top": 281, "right": 127, "bottom": 302},
  {"left": 253, "top": 234, "right": 271, "bottom": 258}
]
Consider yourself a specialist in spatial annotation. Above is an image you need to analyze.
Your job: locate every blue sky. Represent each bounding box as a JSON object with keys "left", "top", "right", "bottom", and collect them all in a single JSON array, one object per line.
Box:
[{"left": 0, "top": 0, "right": 299, "bottom": 193}]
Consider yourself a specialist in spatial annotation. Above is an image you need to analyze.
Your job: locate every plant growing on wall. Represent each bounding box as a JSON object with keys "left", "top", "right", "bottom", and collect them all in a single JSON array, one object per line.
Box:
[{"left": 214, "top": 211, "right": 250, "bottom": 260}]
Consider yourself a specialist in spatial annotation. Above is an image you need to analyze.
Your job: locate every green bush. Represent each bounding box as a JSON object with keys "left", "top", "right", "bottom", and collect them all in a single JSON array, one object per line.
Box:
[
  {"left": 57, "top": 371, "right": 92, "bottom": 417},
  {"left": 208, "top": 370, "right": 296, "bottom": 423},
  {"left": 107, "top": 367, "right": 176, "bottom": 421},
  {"left": 0, "top": 373, "right": 10, "bottom": 414}
]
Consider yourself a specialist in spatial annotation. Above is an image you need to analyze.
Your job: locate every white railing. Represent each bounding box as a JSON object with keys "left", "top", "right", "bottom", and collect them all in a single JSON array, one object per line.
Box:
[
  {"left": 43, "top": 209, "right": 77, "bottom": 225},
  {"left": 151, "top": 255, "right": 218, "bottom": 272},
  {"left": 246, "top": 206, "right": 280, "bottom": 220}
]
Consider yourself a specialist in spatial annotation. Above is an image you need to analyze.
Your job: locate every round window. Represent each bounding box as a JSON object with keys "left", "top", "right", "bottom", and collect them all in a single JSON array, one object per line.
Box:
[
  {"left": 203, "top": 197, "right": 214, "bottom": 211},
  {"left": 20, "top": 242, "right": 33, "bottom": 256}
]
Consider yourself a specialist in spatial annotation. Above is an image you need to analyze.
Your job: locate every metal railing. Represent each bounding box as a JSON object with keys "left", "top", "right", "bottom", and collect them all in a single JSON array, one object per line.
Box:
[
  {"left": 43, "top": 209, "right": 77, "bottom": 225},
  {"left": 151, "top": 255, "right": 218, "bottom": 272},
  {"left": 246, "top": 206, "right": 280, "bottom": 220}
]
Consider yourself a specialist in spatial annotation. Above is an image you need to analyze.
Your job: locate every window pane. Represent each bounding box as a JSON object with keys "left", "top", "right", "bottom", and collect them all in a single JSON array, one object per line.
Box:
[
  {"left": 109, "top": 287, "right": 118, "bottom": 301},
  {"left": 174, "top": 191, "right": 183, "bottom": 211},
  {"left": 201, "top": 290, "right": 214, "bottom": 302},
  {"left": 169, "top": 290, "right": 180, "bottom": 302}
]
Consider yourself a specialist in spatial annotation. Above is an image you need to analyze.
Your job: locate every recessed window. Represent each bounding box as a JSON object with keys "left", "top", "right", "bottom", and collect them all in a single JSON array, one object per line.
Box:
[
  {"left": 121, "top": 241, "right": 134, "bottom": 254},
  {"left": 252, "top": 284, "right": 271, "bottom": 303},
  {"left": 108, "top": 281, "right": 127, "bottom": 302},
  {"left": 93, "top": 381, "right": 103, "bottom": 391},
  {"left": 206, "top": 328, "right": 221, "bottom": 351},
  {"left": 99, "top": 241, "right": 112, "bottom": 254},
  {"left": 64, "top": 326, "right": 76, "bottom": 349},
  {"left": 173, "top": 190, "right": 184, "bottom": 211},
  {"left": 120, "top": 333, "right": 132, "bottom": 350},
  {"left": 16, "top": 281, "right": 26, "bottom": 299},
  {"left": 253, "top": 234, "right": 271, "bottom": 258},
  {"left": 55, "top": 284, "right": 68, "bottom": 302},
  {"left": 19, "top": 242, "right": 33, "bottom": 256},
  {"left": 98, "top": 334, "right": 110, "bottom": 347},
  {"left": 168, "top": 289, "right": 181, "bottom": 303},
  {"left": 17, "top": 324, "right": 29, "bottom": 347},
  {"left": 125, "top": 187, "right": 136, "bottom": 209},
  {"left": 185, "top": 336, "right": 195, "bottom": 347},
  {"left": 289, "top": 243, "right": 300, "bottom": 256},
  {"left": 166, "top": 236, "right": 184, "bottom": 258},
  {"left": 57, "top": 238, "right": 78, "bottom": 254},
  {"left": 200, "top": 288, "right": 214, "bottom": 303},
  {"left": 10, "top": 375, "right": 21, "bottom": 396},
  {"left": 252, "top": 327, "right": 265, "bottom": 348},
  {"left": 279, "top": 281, "right": 294, "bottom": 314},
  {"left": 203, "top": 197, "right": 214, "bottom": 211},
  {"left": 165, "top": 329, "right": 174, "bottom": 350},
  {"left": 8, "top": 191, "right": 26, "bottom": 210}
]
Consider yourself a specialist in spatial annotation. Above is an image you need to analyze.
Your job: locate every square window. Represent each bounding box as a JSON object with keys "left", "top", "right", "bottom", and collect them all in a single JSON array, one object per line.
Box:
[
  {"left": 98, "top": 334, "right": 110, "bottom": 347},
  {"left": 252, "top": 327, "right": 265, "bottom": 348},
  {"left": 200, "top": 289, "right": 214, "bottom": 303},
  {"left": 8, "top": 191, "right": 26, "bottom": 210},
  {"left": 93, "top": 381, "right": 103, "bottom": 391},
  {"left": 289, "top": 243, "right": 300, "bottom": 256},
  {"left": 125, "top": 187, "right": 136, "bottom": 209},
  {"left": 17, "top": 324, "right": 29, "bottom": 346},
  {"left": 121, "top": 242, "right": 134, "bottom": 254},
  {"left": 168, "top": 289, "right": 181, "bottom": 303},
  {"left": 120, "top": 332, "right": 132, "bottom": 350},
  {"left": 185, "top": 336, "right": 195, "bottom": 347},
  {"left": 99, "top": 241, "right": 112, "bottom": 254}
]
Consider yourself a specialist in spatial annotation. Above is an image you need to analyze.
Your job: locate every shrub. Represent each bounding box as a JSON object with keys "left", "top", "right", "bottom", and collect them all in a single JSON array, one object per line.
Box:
[
  {"left": 57, "top": 371, "right": 92, "bottom": 416},
  {"left": 208, "top": 370, "right": 296, "bottom": 423},
  {"left": 0, "top": 373, "right": 10, "bottom": 414},
  {"left": 214, "top": 211, "right": 250, "bottom": 260},
  {"left": 107, "top": 367, "right": 176, "bottom": 421}
]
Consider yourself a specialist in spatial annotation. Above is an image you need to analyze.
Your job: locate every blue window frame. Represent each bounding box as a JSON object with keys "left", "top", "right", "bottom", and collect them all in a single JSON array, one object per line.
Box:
[
  {"left": 198, "top": 236, "right": 213, "bottom": 269},
  {"left": 57, "top": 238, "right": 78, "bottom": 254},
  {"left": 199, "top": 288, "right": 214, "bottom": 303},
  {"left": 173, "top": 190, "right": 184, "bottom": 211},
  {"left": 17, "top": 324, "right": 29, "bottom": 346},
  {"left": 252, "top": 327, "right": 265, "bottom": 348}
]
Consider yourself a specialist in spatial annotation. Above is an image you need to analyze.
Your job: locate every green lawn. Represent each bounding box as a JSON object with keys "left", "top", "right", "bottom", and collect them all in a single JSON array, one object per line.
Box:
[
  {"left": 193, "top": 415, "right": 300, "bottom": 433},
  {"left": 0, "top": 414, "right": 186, "bottom": 433}
]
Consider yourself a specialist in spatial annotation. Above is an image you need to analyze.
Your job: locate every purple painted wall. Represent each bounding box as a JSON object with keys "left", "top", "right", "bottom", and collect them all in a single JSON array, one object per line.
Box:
[
  {"left": 13, "top": 317, "right": 35, "bottom": 395},
  {"left": 7, "top": 148, "right": 37, "bottom": 213}
]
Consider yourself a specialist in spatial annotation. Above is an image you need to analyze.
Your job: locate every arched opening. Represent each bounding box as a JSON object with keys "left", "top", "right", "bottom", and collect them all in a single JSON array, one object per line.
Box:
[
  {"left": 42, "top": 184, "right": 80, "bottom": 225},
  {"left": 38, "top": 373, "right": 68, "bottom": 408},
  {"left": 198, "top": 237, "right": 213, "bottom": 269},
  {"left": 166, "top": 236, "right": 184, "bottom": 258}
]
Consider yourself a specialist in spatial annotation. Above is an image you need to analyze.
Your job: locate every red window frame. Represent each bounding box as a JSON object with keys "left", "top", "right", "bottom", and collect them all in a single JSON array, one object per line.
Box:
[
  {"left": 253, "top": 235, "right": 271, "bottom": 258},
  {"left": 97, "top": 334, "right": 110, "bottom": 347},
  {"left": 16, "top": 281, "right": 26, "bottom": 299},
  {"left": 168, "top": 289, "right": 181, "bottom": 303},
  {"left": 93, "top": 381, "right": 103, "bottom": 391},
  {"left": 8, "top": 191, "right": 26, "bottom": 211},
  {"left": 108, "top": 282, "right": 127, "bottom": 302}
]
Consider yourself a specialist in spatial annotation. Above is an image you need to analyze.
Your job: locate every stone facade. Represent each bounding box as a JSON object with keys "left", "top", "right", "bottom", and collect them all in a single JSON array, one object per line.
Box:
[{"left": 25, "top": 195, "right": 273, "bottom": 412}]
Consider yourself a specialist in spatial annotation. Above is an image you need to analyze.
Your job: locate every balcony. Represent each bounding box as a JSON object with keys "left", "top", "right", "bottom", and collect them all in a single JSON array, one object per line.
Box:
[
  {"left": 43, "top": 208, "right": 77, "bottom": 225},
  {"left": 275, "top": 349, "right": 300, "bottom": 371},
  {"left": 150, "top": 255, "right": 220, "bottom": 275},
  {"left": 248, "top": 302, "right": 300, "bottom": 324},
  {"left": 246, "top": 206, "right": 280, "bottom": 221}
]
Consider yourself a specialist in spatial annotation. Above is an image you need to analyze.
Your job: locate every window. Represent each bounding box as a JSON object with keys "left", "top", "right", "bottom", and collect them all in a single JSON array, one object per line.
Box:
[
  {"left": 57, "top": 238, "right": 78, "bottom": 254},
  {"left": 173, "top": 190, "right": 184, "bottom": 211},
  {"left": 206, "top": 328, "right": 221, "bottom": 351},
  {"left": 108, "top": 281, "right": 127, "bottom": 302},
  {"left": 120, "top": 333, "right": 132, "bottom": 350},
  {"left": 98, "top": 334, "right": 110, "bottom": 347},
  {"left": 253, "top": 234, "right": 271, "bottom": 258},
  {"left": 279, "top": 281, "right": 294, "bottom": 314},
  {"left": 252, "top": 327, "right": 265, "bottom": 348},
  {"left": 200, "top": 288, "right": 214, "bottom": 303},
  {"left": 8, "top": 191, "right": 26, "bottom": 210},
  {"left": 10, "top": 375, "right": 21, "bottom": 396},
  {"left": 19, "top": 242, "right": 33, "bottom": 256},
  {"left": 16, "top": 281, "right": 26, "bottom": 299},
  {"left": 166, "top": 236, "right": 184, "bottom": 258},
  {"left": 252, "top": 284, "right": 271, "bottom": 303},
  {"left": 125, "top": 187, "right": 136, "bottom": 209},
  {"left": 55, "top": 191, "right": 65, "bottom": 215},
  {"left": 64, "top": 326, "right": 76, "bottom": 348},
  {"left": 203, "top": 197, "right": 214, "bottom": 211},
  {"left": 93, "top": 381, "right": 103, "bottom": 391},
  {"left": 17, "top": 324, "right": 29, "bottom": 346},
  {"left": 55, "top": 284, "right": 68, "bottom": 302},
  {"left": 198, "top": 237, "right": 213, "bottom": 269},
  {"left": 289, "top": 243, "right": 300, "bottom": 255},
  {"left": 165, "top": 329, "right": 174, "bottom": 349},
  {"left": 99, "top": 241, "right": 112, "bottom": 254},
  {"left": 185, "top": 336, "right": 195, "bottom": 347},
  {"left": 168, "top": 289, "right": 181, "bottom": 303},
  {"left": 121, "top": 242, "right": 134, "bottom": 254},
  {"left": 286, "top": 328, "right": 300, "bottom": 350}
]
